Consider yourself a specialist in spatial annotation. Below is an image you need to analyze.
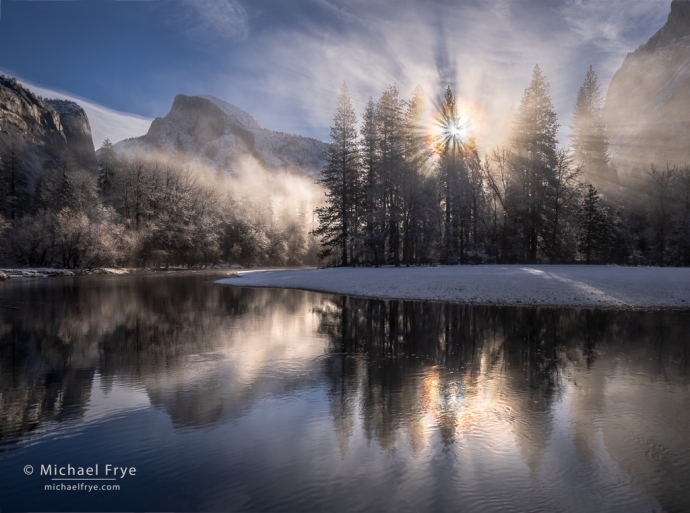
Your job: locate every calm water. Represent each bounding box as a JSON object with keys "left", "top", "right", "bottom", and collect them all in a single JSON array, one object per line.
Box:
[{"left": 0, "top": 273, "right": 688, "bottom": 513}]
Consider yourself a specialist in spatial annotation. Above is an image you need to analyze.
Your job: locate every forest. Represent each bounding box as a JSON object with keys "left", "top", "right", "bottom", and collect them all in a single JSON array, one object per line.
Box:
[
  {"left": 0, "top": 65, "right": 689, "bottom": 269},
  {"left": 315, "top": 66, "right": 690, "bottom": 267},
  {"left": 0, "top": 140, "right": 320, "bottom": 269}
]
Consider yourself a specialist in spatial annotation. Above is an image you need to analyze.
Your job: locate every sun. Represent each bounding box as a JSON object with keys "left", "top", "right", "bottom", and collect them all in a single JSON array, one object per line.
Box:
[
  {"left": 445, "top": 120, "right": 469, "bottom": 143},
  {"left": 427, "top": 108, "right": 473, "bottom": 155}
]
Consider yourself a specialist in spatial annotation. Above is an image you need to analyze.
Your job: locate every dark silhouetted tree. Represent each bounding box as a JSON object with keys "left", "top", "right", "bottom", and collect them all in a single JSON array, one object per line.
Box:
[
  {"left": 97, "top": 138, "right": 118, "bottom": 198},
  {"left": 578, "top": 184, "right": 611, "bottom": 264},
  {"left": 314, "top": 83, "right": 361, "bottom": 265}
]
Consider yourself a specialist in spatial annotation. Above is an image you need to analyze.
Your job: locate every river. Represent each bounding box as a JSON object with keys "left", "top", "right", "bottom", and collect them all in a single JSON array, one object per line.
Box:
[{"left": 0, "top": 273, "right": 688, "bottom": 512}]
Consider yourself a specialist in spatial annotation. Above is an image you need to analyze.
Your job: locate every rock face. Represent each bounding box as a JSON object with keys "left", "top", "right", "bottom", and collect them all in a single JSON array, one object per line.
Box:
[
  {"left": 605, "top": 0, "right": 690, "bottom": 185},
  {"left": 115, "top": 94, "right": 328, "bottom": 177},
  {"left": 0, "top": 76, "right": 97, "bottom": 179},
  {"left": 45, "top": 99, "right": 97, "bottom": 173}
]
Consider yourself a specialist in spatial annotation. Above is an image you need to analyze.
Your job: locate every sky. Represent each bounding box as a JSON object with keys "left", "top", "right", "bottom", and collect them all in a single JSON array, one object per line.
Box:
[{"left": 0, "top": 0, "right": 674, "bottom": 149}]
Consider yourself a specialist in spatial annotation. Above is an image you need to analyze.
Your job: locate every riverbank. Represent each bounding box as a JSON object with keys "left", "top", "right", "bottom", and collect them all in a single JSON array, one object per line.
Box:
[
  {"left": 0, "top": 268, "right": 131, "bottom": 280},
  {"left": 216, "top": 265, "right": 690, "bottom": 309}
]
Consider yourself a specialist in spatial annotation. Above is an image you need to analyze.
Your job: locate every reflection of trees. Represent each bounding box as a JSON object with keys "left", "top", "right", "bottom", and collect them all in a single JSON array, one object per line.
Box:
[
  {"left": 316, "top": 297, "right": 690, "bottom": 504},
  {"left": 0, "top": 275, "right": 323, "bottom": 446},
  {"left": 1, "top": 277, "right": 688, "bottom": 510}
]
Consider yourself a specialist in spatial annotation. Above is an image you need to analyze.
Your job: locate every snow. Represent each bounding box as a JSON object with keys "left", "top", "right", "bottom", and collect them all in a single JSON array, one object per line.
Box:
[
  {"left": 198, "top": 95, "right": 262, "bottom": 130},
  {"left": 215, "top": 265, "right": 690, "bottom": 309},
  {"left": 0, "top": 268, "right": 130, "bottom": 278},
  {"left": 0, "top": 268, "right": 77, "bottom": 278}
]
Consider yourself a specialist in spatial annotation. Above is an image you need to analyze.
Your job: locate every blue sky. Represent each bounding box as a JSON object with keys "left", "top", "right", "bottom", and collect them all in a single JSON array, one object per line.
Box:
[{"left": 0, "top": 0, "right": 674, "bottom": 147}]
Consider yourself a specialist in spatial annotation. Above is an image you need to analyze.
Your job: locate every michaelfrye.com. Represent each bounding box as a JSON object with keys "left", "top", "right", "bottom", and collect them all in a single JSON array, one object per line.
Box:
[{"left": 22, "top": 463, "right": 137, "bottom": 492}]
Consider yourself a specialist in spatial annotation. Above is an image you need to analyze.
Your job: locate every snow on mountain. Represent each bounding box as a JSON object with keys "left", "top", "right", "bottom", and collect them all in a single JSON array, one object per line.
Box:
[
  {"left": 197, "top": 94, "right": 262, "bottom": 130},
  {"left": 605, "top": 0, "right": 690, "bottom": 185},
  {"left": 113, "top": 94, "right": 328, "bottom": 177}
]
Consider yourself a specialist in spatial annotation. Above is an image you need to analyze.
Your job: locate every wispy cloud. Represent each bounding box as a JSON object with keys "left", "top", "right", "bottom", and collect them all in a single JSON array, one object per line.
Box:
[
  {"left": 164, "top": 0, "right": 249, "bottom": 42},
  {"left": 213, "top": 0, "right": 675, "bottom": 148},
  {"left": 559, "top": 0, "right": 669, "bottom": 54},
  {"left": 0, "top": 0, "right": 675, "bottom": 149}
]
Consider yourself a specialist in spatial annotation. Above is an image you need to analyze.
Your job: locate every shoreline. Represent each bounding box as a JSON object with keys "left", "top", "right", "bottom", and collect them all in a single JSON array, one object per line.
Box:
[
  {"left": 0, "top": 266, "right": 302, "bottom": 281},
  {"left": 216, "top": 265, "right": 690, "bottom": 310}
]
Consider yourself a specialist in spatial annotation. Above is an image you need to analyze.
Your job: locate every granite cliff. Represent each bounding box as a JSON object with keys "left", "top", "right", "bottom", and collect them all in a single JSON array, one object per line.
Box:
[
  {"left": 605, "top": 0, "right": 690, "bottom": 185},
  {"left": 114, "top": 94, "right": 327, "bottom": 177},
  {"left": 0, "top": 76, "right": 97, "bottom": 179}
]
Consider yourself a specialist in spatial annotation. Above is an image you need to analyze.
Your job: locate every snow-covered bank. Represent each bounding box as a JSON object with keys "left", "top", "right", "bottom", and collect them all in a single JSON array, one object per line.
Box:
[
  {"left": 216, "top": 266, "right": 690, "bottom": 309},
  {"left": 0, "top": 268, "right": 131, "bottom": 279}
]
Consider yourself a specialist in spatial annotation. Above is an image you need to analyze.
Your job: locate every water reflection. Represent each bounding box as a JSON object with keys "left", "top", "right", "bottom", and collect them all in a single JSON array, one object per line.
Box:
[
  {"left": 0, "top": 275, "right": 326, "bottom": 441},
  {"left": 316, "top": 297, "right": 690, "bottom": 512},
  {"left": 0, "top": 275, "right": 688, "bottom": 512}
]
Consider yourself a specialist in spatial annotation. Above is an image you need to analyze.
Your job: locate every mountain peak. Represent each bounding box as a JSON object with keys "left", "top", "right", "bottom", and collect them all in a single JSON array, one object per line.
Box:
[
  {"left": 639, "top": 0, "right": 690, "bottom": 52},
  {"left": 114, "top": 93, "right": 327, "bottom": 176},
  {"left": 197, "top": 95, "right": 262, "bottom": 131}
]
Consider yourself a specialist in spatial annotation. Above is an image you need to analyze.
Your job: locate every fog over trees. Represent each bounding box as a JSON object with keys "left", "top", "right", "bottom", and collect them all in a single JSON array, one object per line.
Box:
[
  {"left": 315, "top": 66, "right": 690, "bottom": 267},
  {"left": 1, "top": 65, "right": 689, "bottom": 269},
  {"left": 0, "top": 139, "right": 320, "bottom": 269}
]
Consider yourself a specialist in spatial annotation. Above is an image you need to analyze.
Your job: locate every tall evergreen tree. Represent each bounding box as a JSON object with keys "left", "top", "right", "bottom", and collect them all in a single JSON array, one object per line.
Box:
[
  {"left": 510, "top": 64, "right": 559, "bottom": 263},
  {"left": 361, "top": 96, "right": 384, "bottom": 264},
  {"left": 401, "top": 86, "right": 429, "bottom": 265},
  {"left": 571, "top": 66, "right": 617, "bottom": 194},
  {"left": 1, "top": 144, "right": 29, "bottom": 220},
  {"left": 578, "top": 184, "right": 611, "bottom": 264},
  {"left": 437, "top": 86, "right": 461, "bottom": 264},
  {"left": 376, "top": 85, "right": 406, "bottom": 266},
  {"left": 436, "top": 86, "right": 476, "bottom": 264},
  {"left": 54, "top": 151, "right": 76, "bottom": 211},
  {"left": 314, "top": 83, "right": 361, "bottom": 265},
  {"left": 97, "top": 138, "right": 118, "bottom": 198}
]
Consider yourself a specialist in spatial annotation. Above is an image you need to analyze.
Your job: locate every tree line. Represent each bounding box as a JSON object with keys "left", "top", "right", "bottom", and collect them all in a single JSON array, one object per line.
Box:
[
  {"left": 1, "top": 64, "right": 689, "bottom": 269},
  {"left": 0, "top": 142, "right": 319, "bottom": 269},
  {"left": 314, "top": 65, "right": 690, "bottom": 267}
]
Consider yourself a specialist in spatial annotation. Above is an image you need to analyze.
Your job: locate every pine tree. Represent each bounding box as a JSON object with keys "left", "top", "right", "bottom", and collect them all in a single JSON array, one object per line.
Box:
[
  {"left": 376, "top": 85, "right": 406, "bottom": 266},
  {"left": 436, "top": 86, "right": 476, "bottom": 264},
  {"left": 571, "top": 66, "right": 617, "bottom": 194},
  {"left": 438, "top": 86, "right": 460, "bottom": 264},
  {"left": 578, "top": 184, "right": 611, "bottom": 264},
  {"left": 314, "top": 83, "right": 361, "bottom": 265},
  {"left": 1, "top": 144, "right": 29, "bottom": 220},
  {"left": 401, "top": 86, "right": 429, "bottom": 265},
  {"left": 361, "top": 96, "right": 383, "bottom": 265},
  {"left": 98, "top": 138, "right": 118, "bottom": 198},
  {"left": 54, "top": 151, "right": 76, "bottom": 211},
  {"left": 510, "top": 64, "right": 559, "bottom": 263}
]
